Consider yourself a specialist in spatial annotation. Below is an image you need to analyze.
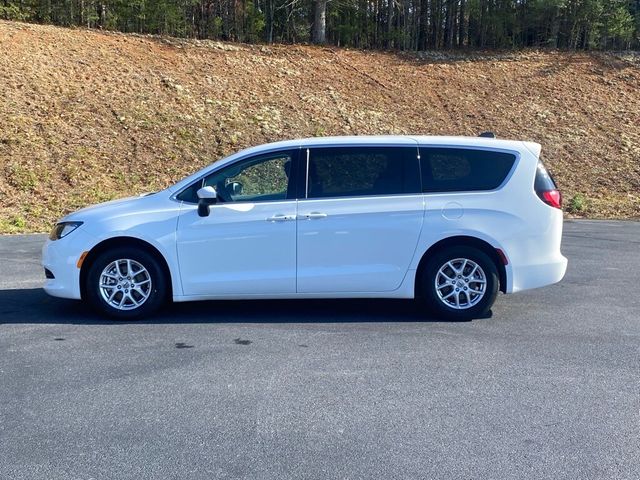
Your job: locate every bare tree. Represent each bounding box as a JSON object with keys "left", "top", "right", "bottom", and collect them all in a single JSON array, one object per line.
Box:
[{"left": 312, "top": 0, "right": 327, "bottom": 43}]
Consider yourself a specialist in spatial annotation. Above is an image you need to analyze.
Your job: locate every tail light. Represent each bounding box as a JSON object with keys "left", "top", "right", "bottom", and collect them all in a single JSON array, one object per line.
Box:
[
  {"left": 539, "top": 189, "right": 562, "bottom": 209},
  {"left": 534, "top": 161, "right": 562, "bottom": 209}
]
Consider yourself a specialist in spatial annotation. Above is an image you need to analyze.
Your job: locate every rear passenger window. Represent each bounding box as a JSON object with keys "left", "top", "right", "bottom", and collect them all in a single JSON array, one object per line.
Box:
[
  {"left": 420, "top": 148, "right": 516, "bottom": 192},
  {"left": 306, "top": 147, "right": 420, "bottom": 199}
]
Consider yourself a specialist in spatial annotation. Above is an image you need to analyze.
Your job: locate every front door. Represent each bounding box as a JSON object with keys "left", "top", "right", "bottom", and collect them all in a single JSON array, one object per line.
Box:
[
  {"left": 296, "top": 145, "right": 424, "bottom": 293},
  {"left": 176, "top": 149, "right": 299, "bottom": 296}
]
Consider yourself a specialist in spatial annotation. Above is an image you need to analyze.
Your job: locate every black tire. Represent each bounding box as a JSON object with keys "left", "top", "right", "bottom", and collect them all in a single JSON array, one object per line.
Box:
[
  {"left": 419, "top": 246, "right": 499, "bottom": 321},
  {"left": 85, "top": 247, "right": 167, "bottom": 320}
]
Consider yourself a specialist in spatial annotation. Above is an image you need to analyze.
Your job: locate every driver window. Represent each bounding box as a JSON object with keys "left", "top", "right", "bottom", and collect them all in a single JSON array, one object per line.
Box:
[{"left": 181, "top": 151, "right": 294, "bottom": 203}]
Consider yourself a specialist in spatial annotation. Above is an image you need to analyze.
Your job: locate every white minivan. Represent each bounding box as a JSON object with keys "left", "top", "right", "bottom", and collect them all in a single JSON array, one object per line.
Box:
[{"left": 42, "top": 135, "right": 567, "bottom": 320}]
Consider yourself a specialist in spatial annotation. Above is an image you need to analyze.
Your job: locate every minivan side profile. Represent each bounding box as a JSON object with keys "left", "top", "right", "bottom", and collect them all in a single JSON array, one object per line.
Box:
[{"left": 42, "top": 136, "right": 567, "bottom": 320}]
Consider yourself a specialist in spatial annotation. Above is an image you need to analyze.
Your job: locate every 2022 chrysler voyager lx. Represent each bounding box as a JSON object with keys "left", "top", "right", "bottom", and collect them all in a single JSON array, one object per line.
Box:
[{"left": 42, "top": 135, "right": 567, "bottom": 320}]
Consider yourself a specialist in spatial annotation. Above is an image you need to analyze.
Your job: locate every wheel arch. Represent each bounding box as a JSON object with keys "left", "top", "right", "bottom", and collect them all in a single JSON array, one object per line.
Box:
[
  {"left": 415, "top": 235, "right": 507, "bottom": 295},
  {"left": 79, "top": 236, "right": 173, "bottom": 301}
]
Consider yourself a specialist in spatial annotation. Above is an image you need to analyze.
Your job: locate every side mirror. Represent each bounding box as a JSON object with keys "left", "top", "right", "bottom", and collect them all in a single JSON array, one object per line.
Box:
[{"left": 197, "top": 186, "right": 217, "bottom": 217}]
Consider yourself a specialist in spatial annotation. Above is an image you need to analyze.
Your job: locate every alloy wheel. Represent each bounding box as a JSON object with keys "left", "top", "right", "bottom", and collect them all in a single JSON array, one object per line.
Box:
[
  {"left": 434, "top": 258, "right": 487, "bottom": 310},
  {"left": 99, "top": 259, "right": 152, "bottom": 311}
]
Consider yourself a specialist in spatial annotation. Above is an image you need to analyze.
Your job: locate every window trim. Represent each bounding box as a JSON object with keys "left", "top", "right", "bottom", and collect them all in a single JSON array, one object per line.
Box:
[
  {"left": 300, "top": 145, "right": 422, "bottom": 200},
  {"left": 172, "top": 147, "right": 301, "bottom": 204},
  {"left": 172, "top": 143, "right": 520, "bottom": 203},
  {"left": 304, "top": 148, "right": 310, "bottom": 199},
  {"left": 297, "top": 193, "right": 427, "bottom": 204},
  {"left": 418, "top": 145, "right": 520, "bottom": 195}
]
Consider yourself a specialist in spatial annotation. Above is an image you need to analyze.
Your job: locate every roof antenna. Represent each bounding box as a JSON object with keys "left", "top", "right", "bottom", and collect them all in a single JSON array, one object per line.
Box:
[{"left": 478, "top": 131, "right": 496, "bottom": 138}]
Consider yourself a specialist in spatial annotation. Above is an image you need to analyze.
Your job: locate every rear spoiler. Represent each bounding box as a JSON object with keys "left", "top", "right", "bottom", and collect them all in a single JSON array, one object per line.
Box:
[{"left": 522, "top": 141, "right": 542, "bottom": 158}]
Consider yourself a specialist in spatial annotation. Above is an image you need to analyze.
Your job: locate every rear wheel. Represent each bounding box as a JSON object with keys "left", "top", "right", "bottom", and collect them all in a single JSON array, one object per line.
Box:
[
  {"left": 419, "top": 246, "right": 499, "bottom": 321},
  {"left": 85, "top": 247, "right": 167, "bottom": 319}
]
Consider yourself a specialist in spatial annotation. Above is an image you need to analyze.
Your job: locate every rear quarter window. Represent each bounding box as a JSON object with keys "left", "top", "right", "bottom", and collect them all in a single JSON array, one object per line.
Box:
[
  {"left": 419, "top": 147, "right": 516, "bottom": 193},
  {"left": 534, "top": 159, "right": 558, "bottom": 191}
]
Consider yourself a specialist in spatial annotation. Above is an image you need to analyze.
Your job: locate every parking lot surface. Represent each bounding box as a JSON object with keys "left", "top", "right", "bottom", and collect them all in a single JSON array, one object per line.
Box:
[{"left": 1, "top": 220, "right": 639, "bottom": 479}]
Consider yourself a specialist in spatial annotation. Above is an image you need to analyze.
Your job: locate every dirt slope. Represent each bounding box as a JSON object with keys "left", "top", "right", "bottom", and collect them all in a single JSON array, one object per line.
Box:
[{"left": 1, "top": 20, "right": 639, "bottom": 233}]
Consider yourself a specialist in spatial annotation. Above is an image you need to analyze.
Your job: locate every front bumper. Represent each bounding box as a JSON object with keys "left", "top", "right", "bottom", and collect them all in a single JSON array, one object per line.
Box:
[{"left": 41, "top": 229, "right": 96, "bottom": 300}]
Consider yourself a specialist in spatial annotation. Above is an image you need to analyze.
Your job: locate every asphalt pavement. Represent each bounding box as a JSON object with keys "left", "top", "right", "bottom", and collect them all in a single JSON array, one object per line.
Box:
[{"left": 0, "top": 220, "right": 639, "bottom": 479}]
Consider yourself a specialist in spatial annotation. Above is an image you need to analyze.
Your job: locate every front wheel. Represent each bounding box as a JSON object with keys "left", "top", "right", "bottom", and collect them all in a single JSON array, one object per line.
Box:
[
  {"left": 85, "top": 247, "right": 167, "bottom": 319},
  {"left": 419, "top": 246, "right": 499, "bottom": 321}
]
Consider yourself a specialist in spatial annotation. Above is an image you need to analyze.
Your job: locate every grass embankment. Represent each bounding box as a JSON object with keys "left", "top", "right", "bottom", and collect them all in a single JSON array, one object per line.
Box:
[{"left": 1, "top": 20, "right": 639, "bottom": 232}]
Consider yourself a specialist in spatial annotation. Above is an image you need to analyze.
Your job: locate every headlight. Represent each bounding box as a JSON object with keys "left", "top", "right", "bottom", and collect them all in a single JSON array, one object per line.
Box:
[{"left": 49, "top": 221, "right": 83, "bottom": 240}]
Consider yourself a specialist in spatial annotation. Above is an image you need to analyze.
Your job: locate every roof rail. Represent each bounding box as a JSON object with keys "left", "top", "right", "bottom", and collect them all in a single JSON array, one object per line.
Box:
[{"left": 478, "top": 131, "right": 496, "bottom": 138}]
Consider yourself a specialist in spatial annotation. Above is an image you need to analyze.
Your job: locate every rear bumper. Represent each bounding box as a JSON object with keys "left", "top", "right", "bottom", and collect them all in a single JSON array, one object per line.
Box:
[{"left": 508, "top": 253, "right": 567, "bottom": 293}]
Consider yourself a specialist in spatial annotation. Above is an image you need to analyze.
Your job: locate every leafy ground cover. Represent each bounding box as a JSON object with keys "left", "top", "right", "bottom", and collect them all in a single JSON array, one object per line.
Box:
[{"left": 1, "top": 20, "right": 638, "bottom": 232}]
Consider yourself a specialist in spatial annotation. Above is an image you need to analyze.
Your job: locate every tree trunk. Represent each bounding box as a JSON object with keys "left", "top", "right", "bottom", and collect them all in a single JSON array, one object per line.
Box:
[
  {"left": 458, "top": 0, "right": 466, "bottom": 47},
  {"left": 445, "top": 0, "right": 455, "bottom": 49},
  {"left": 98, "top": 3, "right": 106, "bottom": 29},
  {"left": 417, "top": 0, "right": 428, "bottom": 49},
  {"left": 387, "top": 0, "right": 394, "bottom": 48},
  {"left": 312, "top": 0, "right": 328, "bottom": 44},
  {"left": 267, "top": 0, "right": 274, "bottom": 43}
]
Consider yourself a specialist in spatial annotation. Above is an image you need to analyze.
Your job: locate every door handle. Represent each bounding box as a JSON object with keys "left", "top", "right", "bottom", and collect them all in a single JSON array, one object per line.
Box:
[
  {"left": 304, "top": 212, "right": 327, "bottom": 220},
  {"left": 266, "top": 214, "right": 296, "bottom": 222}
]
